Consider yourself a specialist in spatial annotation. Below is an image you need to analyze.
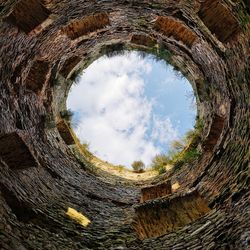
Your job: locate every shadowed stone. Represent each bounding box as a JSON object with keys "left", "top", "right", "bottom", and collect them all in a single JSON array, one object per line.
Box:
[
  {"left": 25, "top": 59, "right": 50, "bottom": 93},
  {"left": 140, "top": 180, "right": 172, "bottom": 203},
  {"left": 0, "top": 132, "right": 38, "bottom": 169},
  {"left": 134, "top": 190, "right": 211, "bottom": 240},
  {"left": 203, "top": 115, "right": 225, "bottom": 151},
  {"left": 198, "top": 0, "right": 240, "bottom": 43},
  {"left": 4, "top": 0, "right": 50, "bottom": 34},
  {"left": 0, "top": 1, "right": 249, "bottom": 249},
  {"left": 57, "top": 120, "right": 75, "bottom": 145},
  {"left": 60, "top": 56, "right": 81, "bottom": 78}
]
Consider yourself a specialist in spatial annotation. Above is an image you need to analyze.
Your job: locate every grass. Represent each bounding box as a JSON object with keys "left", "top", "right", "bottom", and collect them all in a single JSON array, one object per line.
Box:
[
  {"left": 77, "top": 141, "right": 93, "bottom": 160},
  {"left": 115, "top": 165, "right": 126, "bottom": 172},
  {"left": 168, "top": 119, "right": 204, "bottom": 170},
  {"left": 149, "top": 118, "right": 204, "bottom": 173}
]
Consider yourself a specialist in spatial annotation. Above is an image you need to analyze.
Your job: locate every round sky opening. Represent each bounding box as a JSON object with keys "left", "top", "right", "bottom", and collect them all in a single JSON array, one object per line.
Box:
[{"left": 67, "top": 51, "right": 197, "bottom": 168}]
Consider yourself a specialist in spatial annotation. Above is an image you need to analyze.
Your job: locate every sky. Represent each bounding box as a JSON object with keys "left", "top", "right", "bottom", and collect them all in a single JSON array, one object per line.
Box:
[{"left": 67, "top": 51, "right": 196, "bottom": 168}]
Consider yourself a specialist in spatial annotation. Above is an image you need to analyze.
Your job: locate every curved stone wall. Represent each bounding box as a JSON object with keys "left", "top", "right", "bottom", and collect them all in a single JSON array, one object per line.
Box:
[{"left": 0, "top": 0, "right": 249, "bottom": 249}]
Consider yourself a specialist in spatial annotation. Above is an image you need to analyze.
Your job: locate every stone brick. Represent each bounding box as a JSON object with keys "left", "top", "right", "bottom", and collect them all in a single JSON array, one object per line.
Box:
[
  {"left": 56, "top": 120, "right": 75, "bottom": 145},
  {"left": 134, "top": 190, "right": 211, "bottom": 240},
  {"left": 203, "top": 115, "right": 225, "bottom": 151},
  {"left": 198, "top": 0, "right": 240, "bottom": 43},
  {"left": 25, "top": 59, "right": 50, "bottom": 93},
  {"left": 62, "top": 13, "right": 110, "bottom": 39},
  {"left": 140, "top": 180, "right": 172, "bottom": 203},
  {"left": 60, "top": 56, "right": 81, "bottom": 78},
  {"left": 0, "top": 132, "right": 38, "bottom": 169},
  {"left": 154, "top": 16, "right": 197, "bottom": 48},
  {"left": 4, "top": 0, "right": 51, "bottom": 34},
  {"left": 130, "top": 34, "right": 156, "bottom": 47}
]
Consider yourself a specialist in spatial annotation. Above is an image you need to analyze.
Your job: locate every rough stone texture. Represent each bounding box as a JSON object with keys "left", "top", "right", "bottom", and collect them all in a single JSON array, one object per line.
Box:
[
  {"left": 198, "top": 0, "right": 240, "bottom": 43},
  {"left": 60, "top": 56, "right": 81, "bottom": 78},
  {"left": 4, "top": 0, "right": 51, "bottom": 34},
  {"left": 134, "top": 189, "right": 211, "bottom": 240},
  {"left": 25, "top": 59, "right": 50, "bottom": 93},
  {"left": 0, "top": 132, "right": 38, "bottom": 169},
  {"left": 140, "top": 180, "right": 172, "bottom": 203},
  {"left": 130, "top": 34, "right": 156, "bottom": 47},
  {"left": 154, "top": 16, "right": 197, "bottom": 48},
  {"left": 62, "top": 13, "right": 110, "bottom": 40},
  {"left": 203, "top": 114, "right": 225, "bottom": 152},
  {"left": 0, "top": 0, "right": 249, "bottom": 249},
  {"left": 56, "top": 120, "right": 75, "bottom": 145}
]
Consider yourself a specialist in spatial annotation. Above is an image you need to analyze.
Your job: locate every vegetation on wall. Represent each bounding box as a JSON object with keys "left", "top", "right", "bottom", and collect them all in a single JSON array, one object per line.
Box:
[
  {"left": 131, "top": 160, "right": 145, "bottom": 173},
  {"left": 60, "top": 109, "right": 74, "bottom": 123},
  {"left": 148, "top": 118, "right": 204, "bottom": 174}
]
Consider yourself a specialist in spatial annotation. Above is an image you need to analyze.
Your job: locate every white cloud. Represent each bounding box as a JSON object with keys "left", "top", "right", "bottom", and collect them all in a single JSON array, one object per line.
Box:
[
  {"left": 151, "top": 116, "right": 179, "bottom": 145},
  {"left": 67, "top": 52, "right": 179, "bottom": 168}
]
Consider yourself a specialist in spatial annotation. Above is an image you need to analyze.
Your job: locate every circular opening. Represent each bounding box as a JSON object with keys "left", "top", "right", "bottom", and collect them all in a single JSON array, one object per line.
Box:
[{"left": 67, "top": 51, "right": 197, "bottom": 170}]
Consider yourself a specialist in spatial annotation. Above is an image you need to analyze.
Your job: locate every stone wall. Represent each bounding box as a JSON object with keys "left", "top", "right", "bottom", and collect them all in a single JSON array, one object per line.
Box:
[
  {"left": 0, "top": 0, "right": 249, "bottom": 249},
  {"left": 134, "top": 190, "right": 211, "bottom": 240},
  {"left": 140, "top": 180, "right": 172, "bottom": 203}
]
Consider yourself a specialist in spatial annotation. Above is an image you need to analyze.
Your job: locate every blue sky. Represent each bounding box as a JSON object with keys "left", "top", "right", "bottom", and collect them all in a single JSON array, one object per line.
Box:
[{"left": 67, "top": 51, "right": 196, "bottom": 168}]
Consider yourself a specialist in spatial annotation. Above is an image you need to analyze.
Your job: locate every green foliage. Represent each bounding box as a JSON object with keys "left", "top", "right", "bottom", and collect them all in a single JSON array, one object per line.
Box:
[
  {"left": 70, "top": 69, "right": 83, "bottom": 85},
  {"left": 196, "top": 118, "right": 204, "bottom": 131},
  {"left": 149, "top": 44, "right": 172, "bottom": 63},
  {"left": 101, "top": 43, "right": 125, "bottom": 58},
  {"left": 116, "top": 165, "right": 126, "bottom": 172},
  {"left": 173, "top": 159, "right": 185, "bottom": 170},
  {"left": 60, "top": 109, "right": 74, "bottom": 122},
  {"left": 171, "top": 140, "right": 185, "bottom": 151},
  {"left": 52, "top": 78, "right": 61, "bottom": 86},
  {"left": 131, "top": 160, "right": 145, "bottom": 172},
  {"left": 181, "top": 148, "right": 201, "bottom": 163},
  {"left": 158, "top": 165, "right": 167, "bottom": 175},
  {"left": 81, "top": 142, "right": 89, "bottom": 151},
  {"left": 238, "top": 3, "right": 250, "bottom": 27},
  {"left": 151, "top": 154, "right": 170, "bottom": 171},
  {"left": 169, "top": 146, "right": 201, "bottom": 170},
  {"left": 150, "top": 118, "right": 204, "bottom": 172},
  {"left": 77, "top": 140, "right": 93, "bottom": 160},
  {"left": 169, "top": 124, "right": 203, "bottom": 170}
]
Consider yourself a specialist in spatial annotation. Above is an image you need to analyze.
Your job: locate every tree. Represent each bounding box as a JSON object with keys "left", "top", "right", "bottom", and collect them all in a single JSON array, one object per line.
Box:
[
  {"left": 131, "top": 160, "right": 145, "bottom": 172},
  {"left": 151, "top": 154, "right": 170, "bottom": 171}
]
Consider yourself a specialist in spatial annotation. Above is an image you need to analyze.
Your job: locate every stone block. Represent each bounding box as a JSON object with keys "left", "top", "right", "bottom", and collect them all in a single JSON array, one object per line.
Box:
[
  {"left": 130, "top": 34, "right": 156, "bottom": 47},
  {"left": 198, "top": 0, "right": 240, "bottom": 43},
  {"left": 25, "top": 59, "right": 50, "bottom": 93},
  {"left": 154, "top": 16, "right": 197, "bottom": 48},
  {"left": 62, "top": 13, "right": 110, "bottom": 39},
  {"left": 4, "top": 0, "right": 51, "bottom": 34},
  {"left": 0, "top": 132, "right": 38, "bottom": 169},
  {"left": 203, "top": 115, "right": 225, "bottom": 151},
  {"left": 60, "top": 56, "right": 81, "bottom": 78},
  {"left": 140, "top": 180, "right": 172, "bottom": 203},
  {"left": 56, "top": 120, "right": 75, "bottom": 145},
  {"left": 133, "top": 190, "right": 211, "bottom": 239}
]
